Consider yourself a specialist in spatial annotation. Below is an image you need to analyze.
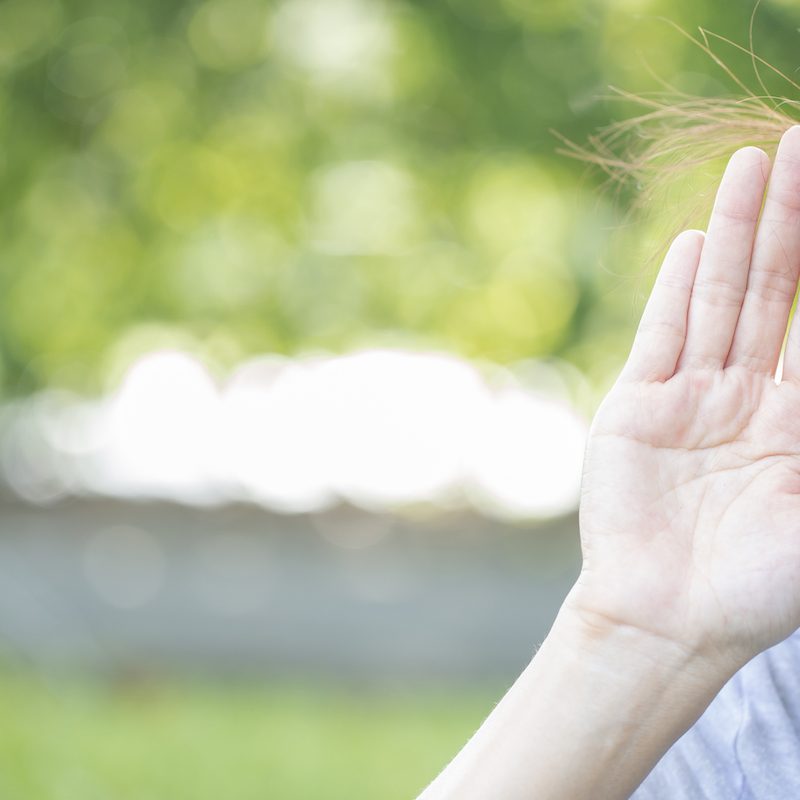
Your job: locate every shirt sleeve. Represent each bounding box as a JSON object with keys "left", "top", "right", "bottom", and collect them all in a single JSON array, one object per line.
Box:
[{"left": 631, "top": 629, "right": 800, "bottom": 800}]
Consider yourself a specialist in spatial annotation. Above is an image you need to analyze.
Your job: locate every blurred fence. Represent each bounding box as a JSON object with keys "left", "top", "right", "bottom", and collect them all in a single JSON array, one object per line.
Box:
[{"left": 0, "top": 492, "right": 580, "bottom": 683}]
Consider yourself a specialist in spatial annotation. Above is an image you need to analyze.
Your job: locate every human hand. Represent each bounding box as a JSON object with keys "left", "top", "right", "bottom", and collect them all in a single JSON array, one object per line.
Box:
[
  {"left": 415, "top": 127, "right": 800, "bottom": 800},
  {"left": 570, "top": 126, "right": 800, "bottom": 676}
]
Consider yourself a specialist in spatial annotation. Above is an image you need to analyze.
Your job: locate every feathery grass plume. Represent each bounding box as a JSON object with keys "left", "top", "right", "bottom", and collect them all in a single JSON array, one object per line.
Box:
[{"left": 556, "top": 16, "right": 800, "bottom": 246}]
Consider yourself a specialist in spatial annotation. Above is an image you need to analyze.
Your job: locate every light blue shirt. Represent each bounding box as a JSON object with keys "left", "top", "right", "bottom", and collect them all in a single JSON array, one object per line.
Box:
[{"left": 632, "top": 628, "right": 800, "bottom": 798}]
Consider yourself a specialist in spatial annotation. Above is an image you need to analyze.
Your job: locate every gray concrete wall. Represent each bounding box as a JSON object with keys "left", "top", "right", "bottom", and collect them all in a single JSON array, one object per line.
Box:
[{"left": 0, "top": 495, "right": 581, "bottom": 684}]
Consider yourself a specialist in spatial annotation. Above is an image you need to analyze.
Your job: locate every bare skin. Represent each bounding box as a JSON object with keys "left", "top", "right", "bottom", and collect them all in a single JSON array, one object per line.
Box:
[
  {"left": 576, "top": 132, "right": 800, "bottom": 667},
  {"left": 420, "top": 126, "right": 800, "bottom": 799}
]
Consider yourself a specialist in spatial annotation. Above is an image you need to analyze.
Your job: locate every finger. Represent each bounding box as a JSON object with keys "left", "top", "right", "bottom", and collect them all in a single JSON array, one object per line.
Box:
[
  {"left": 727, "top": 126, "right": 800, "bottom": 374},
  {"left": 677, "top": 146, "right": 770, "bottom": 371},
  {"left": 621, "top": 229, "right": 705, "bottom": 383},
  {"left": 777, "top": 292, "right": 800, "bottom": 382}
]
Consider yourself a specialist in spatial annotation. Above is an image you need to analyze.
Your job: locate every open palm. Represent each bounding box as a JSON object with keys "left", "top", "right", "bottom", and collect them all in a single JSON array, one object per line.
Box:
[{"left": 575, "top": 129, "right": 800, "bottom": 670}]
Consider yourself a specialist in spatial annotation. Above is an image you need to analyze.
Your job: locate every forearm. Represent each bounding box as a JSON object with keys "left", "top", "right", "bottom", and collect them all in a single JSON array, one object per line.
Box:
[{"left": 419, "top": 587, "right": 736, "bottom": 800}]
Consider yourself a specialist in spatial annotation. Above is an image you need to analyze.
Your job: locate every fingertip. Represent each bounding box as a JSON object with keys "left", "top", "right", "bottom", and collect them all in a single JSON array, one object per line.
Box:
[
  {"left": 676, "top": 228, "right": 705, "bottom": 241},
  {"left": 774, "top": 124, "right": 800, "bottom": 167},
  {"left": 669, "top": 228, "right": 705, "bottom": 256},
  {"left": 731, "top": 145, "right": 770, "bottom": 165},
  {"left": 714, "top": 147, "right": 771, "bottom": 216},
  {"left": 727, "top": 146, "right": 771, "bottom": 184},
  {"left": 780, "top": 124, "right": 800, "bottom": 145}
]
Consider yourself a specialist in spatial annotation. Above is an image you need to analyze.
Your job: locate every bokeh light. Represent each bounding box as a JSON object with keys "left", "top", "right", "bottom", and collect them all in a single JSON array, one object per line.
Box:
[{"left": 2, "top": 348, "right": 589, "bottom": 521}]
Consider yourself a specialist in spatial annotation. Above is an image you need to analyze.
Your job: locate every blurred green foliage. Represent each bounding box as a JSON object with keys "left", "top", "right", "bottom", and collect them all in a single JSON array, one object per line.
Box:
[
  {"left": 0, "top": 671, "right": 493, "bottom": 799},
  {"left": 0, "top": 0, "right": 798, "bottom": 395}
]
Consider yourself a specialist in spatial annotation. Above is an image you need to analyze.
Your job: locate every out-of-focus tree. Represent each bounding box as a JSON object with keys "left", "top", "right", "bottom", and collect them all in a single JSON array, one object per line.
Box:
[{"left": 0, "top": 0, "right": 795, "bottom": 396}]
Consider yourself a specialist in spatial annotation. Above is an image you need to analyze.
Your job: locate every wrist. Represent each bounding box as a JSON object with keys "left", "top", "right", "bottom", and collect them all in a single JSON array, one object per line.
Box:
[
  {"left": 509, "top": 596, "right": 737, "bottom": 797},
  {"left": 550, "top": 584, "right": 738, "bottom": 713},
  {"left": 419, "top": 586, "right": 738, "bottom": 800},
  {"left": 558, "top": 576, "right": 749, "bottom": 682}
]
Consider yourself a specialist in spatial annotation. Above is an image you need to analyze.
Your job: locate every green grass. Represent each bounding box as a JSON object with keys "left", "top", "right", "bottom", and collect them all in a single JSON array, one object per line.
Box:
[{"left": 0, "top": 670, "right": 497, "bottom": 799}]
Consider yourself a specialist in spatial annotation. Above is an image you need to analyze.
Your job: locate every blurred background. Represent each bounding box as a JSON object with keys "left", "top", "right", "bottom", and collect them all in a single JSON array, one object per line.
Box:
[{"left": 0, "top": 0, "right": 797, "bottom": 796}]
